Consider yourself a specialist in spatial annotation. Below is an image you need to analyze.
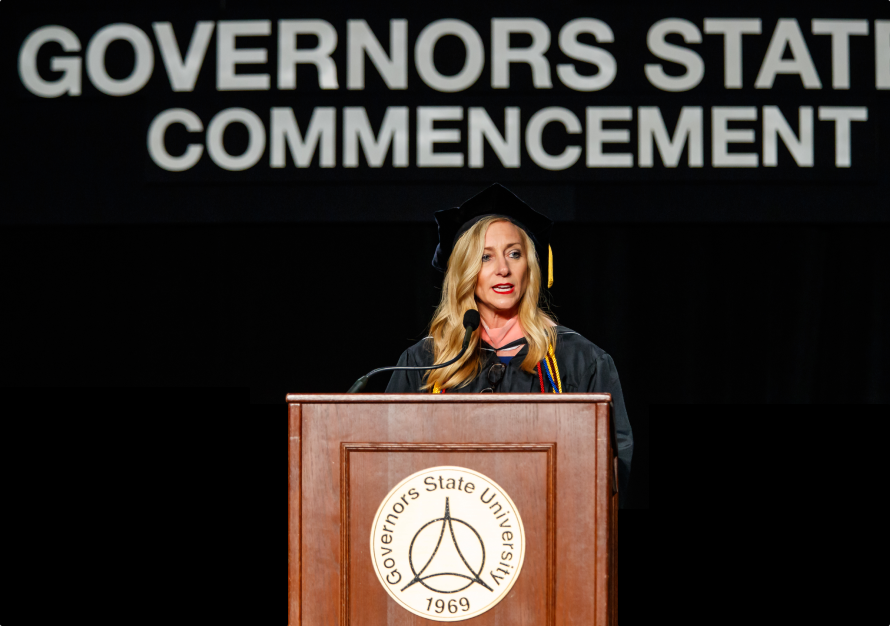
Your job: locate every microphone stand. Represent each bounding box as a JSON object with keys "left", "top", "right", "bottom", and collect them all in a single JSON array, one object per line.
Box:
[{"left": 346, "top": 324, "right": 476, "bottom": 393}]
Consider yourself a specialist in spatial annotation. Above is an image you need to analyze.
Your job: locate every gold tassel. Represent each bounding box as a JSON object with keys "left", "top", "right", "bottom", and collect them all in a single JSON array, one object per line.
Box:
[{"left": 548, "top": 245, "right": 554, "bottom": 288}]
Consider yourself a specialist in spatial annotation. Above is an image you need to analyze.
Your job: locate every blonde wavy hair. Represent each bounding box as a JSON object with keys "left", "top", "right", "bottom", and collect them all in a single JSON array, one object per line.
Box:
[{"left": 422, "top": 216, "right": 558, "bottom": 392}]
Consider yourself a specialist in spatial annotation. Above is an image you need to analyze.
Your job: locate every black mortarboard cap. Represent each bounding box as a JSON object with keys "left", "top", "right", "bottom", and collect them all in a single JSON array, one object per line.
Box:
[{"left": 432, "top": 183, "right": 554, "bottom": 287}]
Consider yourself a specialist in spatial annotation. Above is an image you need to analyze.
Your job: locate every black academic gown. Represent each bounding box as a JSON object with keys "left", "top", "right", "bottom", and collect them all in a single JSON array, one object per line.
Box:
[{"left": 385, "top": 325, "right": 634, "bottom": 506}]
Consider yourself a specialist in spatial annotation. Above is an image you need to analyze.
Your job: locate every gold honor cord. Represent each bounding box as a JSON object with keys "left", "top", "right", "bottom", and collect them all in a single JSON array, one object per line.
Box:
[{"left": 546, "top": 344, "right": 563, "bottom": 393}]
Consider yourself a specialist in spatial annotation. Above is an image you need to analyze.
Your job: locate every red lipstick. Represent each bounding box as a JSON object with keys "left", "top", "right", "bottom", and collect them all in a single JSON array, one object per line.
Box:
[{"left": 492, "top": 283, "right": 515, "bottom": 294}]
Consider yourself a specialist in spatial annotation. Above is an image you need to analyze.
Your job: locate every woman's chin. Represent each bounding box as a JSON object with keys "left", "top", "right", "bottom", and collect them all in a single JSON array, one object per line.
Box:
[{"left": 486, "top": 298, "right": 520, "bottom": 312}]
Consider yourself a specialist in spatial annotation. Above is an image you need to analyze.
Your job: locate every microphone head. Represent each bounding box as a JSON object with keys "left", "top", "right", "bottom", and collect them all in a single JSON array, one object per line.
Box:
[{"left": 463, "top": 309, "right": 480, "bottom": 331}]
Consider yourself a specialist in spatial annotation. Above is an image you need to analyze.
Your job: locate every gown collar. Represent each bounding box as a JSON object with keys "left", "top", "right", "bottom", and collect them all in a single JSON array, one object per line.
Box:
[{"left": 479, "top": 325, "right": 571, "bottom": 357}]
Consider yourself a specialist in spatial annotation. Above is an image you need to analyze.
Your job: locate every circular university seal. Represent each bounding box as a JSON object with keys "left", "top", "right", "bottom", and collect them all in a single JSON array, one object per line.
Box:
[{"left": 369, "top": 466, "right": 526, "bottom": 621}]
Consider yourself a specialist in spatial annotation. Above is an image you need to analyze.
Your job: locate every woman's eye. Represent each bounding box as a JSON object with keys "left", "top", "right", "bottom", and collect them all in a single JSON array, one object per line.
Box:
[
  {"left": 481, "top": 254, "right": 491, "bottom": 262},
  {"left": 509, "top": 250, "right": 521, "bottom": 259}
]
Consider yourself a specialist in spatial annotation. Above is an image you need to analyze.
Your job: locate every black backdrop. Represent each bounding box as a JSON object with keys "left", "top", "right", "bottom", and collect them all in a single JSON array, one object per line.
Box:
[
  {"left": 9, "top": 0, "right": 890, "bottom": 536},
  {"left": 7, "top": 218, "right": 890, "bottom": 511},
  {"left": 14, "top": 4, "right": 890, "bottom": 619},
  {"left": 6, "top": 0, "right": 890, "bottom": 223}
]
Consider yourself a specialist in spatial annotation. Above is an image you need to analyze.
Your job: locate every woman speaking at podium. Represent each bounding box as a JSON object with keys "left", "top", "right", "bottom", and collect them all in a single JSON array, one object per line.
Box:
[{"left": 385, "top": 183, "right": 633, "bottom": 497}]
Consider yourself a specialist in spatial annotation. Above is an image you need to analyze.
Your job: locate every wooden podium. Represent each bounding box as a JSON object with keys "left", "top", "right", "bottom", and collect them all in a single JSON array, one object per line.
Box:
[{"left": 287, "top": 393, "right": 618, "bottom": 625}]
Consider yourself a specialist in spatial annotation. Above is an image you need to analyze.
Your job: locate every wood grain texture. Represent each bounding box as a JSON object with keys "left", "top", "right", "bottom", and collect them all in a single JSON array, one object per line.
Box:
[
  {"left": 287, "top": 404, "right": 301, "bottom": 626},
  {"left": 341, "top": 444, "right": 556, "bottom": 626},
  {"left": 286, "top": 393, "right": 611, "bottom": 404},
  {"left": 289, "top": 396, "right": 616, "bottom": 625},
  {"left": 610, "top": 456, "right": 619, "bottom": 626},
  {"left": 595, "top": 403, "right": 610, "bottom": 626}
]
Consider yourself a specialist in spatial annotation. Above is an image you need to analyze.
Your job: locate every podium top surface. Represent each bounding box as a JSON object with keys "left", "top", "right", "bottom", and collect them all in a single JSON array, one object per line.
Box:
[{"left": 286, "top": 393, "right": 612, "bottom": 404}]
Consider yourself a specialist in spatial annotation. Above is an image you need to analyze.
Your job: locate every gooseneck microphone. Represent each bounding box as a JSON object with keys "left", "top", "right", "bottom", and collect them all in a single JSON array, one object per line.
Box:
[{"left": 347, "top": 309, "right": 481, "bottom": 393}]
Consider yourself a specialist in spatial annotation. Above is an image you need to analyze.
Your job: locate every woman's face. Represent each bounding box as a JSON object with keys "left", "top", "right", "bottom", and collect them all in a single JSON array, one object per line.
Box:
[{"left": 474, "top": 221, "right": 529, "bottom": 319}]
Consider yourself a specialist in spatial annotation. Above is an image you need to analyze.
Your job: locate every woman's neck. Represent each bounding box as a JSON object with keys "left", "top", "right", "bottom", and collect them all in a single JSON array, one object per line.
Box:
[
  {"left": 477, "top": 304, "right": 525, "bottom": 352},
  {"left": 477, "top": 305, "right": 519, "bottom": 330}
]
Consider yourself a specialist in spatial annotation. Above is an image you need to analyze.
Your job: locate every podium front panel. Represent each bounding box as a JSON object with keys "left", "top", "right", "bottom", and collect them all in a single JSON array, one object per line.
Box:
[{"left": 287, "top": 394, "right": 617, "bottom": 626}]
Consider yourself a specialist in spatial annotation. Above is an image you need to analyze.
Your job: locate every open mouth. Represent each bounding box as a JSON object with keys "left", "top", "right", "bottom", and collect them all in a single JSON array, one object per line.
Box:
[{"left": 492, "top": 284, "right": 515, "bottom": 294}]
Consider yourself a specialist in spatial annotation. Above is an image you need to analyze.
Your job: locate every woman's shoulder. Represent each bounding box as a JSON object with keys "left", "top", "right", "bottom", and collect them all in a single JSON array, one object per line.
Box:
[
  {"left": 399, "top": 336, "right": 435, "bottom": 364},
  {"left": 554, "top": 326, "right": 611, "bottom": 362}
]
